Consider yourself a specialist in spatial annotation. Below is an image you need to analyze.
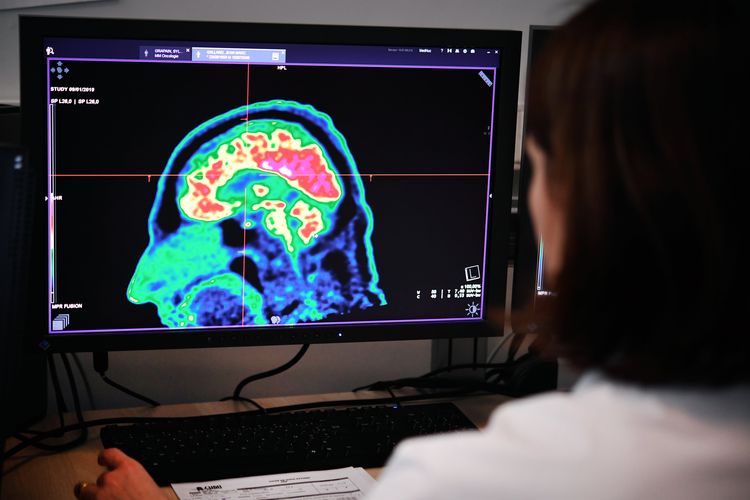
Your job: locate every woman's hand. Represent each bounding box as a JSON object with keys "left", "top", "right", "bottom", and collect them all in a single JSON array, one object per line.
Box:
[{"left": 75, "top": 448, "right": 166, "bottom": 500}]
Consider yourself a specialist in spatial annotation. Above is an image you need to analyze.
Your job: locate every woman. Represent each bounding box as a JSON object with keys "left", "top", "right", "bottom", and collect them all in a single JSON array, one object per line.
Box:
[{"left": 76, "top": 0, "right": 750, "bottom": 498}]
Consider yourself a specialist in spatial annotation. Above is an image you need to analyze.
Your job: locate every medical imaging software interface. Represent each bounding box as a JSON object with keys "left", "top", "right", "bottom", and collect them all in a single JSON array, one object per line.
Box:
[{"left": 44, "top": 37, "right": 502, "bottom": 334}]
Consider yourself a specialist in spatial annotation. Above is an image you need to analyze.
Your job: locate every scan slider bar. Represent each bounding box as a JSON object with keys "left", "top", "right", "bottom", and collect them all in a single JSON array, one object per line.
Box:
[{"left": 191, "top": 47, "right": 286, "bottom": 63}]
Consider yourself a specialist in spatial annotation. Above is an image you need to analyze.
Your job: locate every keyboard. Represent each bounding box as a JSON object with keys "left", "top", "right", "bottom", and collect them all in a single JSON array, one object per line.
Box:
[{"left": 100, "top": 402, "right": 476, "bottom": 485}]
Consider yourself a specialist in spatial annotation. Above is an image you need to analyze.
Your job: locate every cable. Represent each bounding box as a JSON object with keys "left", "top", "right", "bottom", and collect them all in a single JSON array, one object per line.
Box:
[
  {"left": 12, "top": 428, "right": 45, "bottom": 436},
  {"left": 358, "top": 375, "right": 516, "bottom": 396},
  {"left": 9, "top": 355, "right": 66, "bottom": 441},
  {"left": 93, "top": 352, "right": 160, "bottom": 407},
  {"left": 351, "top": 362, "right": 511, "bottom": 391},
  {"left": 472, "top": 337, "right": 479, "bottom": 369},
  {"left": 60, "top": 354, "right": 86, "bottom": 426},
  {"left": 46, "top": 354, "right": 67, "bottom": 432},
  {"left": 71, "top": 352, "right": 95, "bottom": 409},
  {"left": 13, "top": 354, "right": 89, "bottom": 453},
  {"left": 507, "top": 331, "right": 527, "bottom": 362},
  {"left": 352, "top": 356, "right": 537, "bottom": 395},
  {"left": 485, "top": 351, "right": 535, "bottom": 383},
  {"left": 98, "top": 375, "right": 160, "bottom": 407},
  {"left": 225, "top": 344, "right": 310, "bottom": 401},
  {"left": 385, "top": 386, "right": 401, "bottom": 408},
  {"left": 486, "top": 331, "right": 516, "bottom": 364},
  {"left": 228, "top": 396, "right": 266, "bottom": 413},
  {"left": 420, "top": 360, "right": 525, "bottom": 379}
]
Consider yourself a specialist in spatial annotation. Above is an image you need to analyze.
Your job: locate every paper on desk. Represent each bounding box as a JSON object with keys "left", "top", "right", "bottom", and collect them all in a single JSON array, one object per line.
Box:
[{"left": 171, "top": 466, "right": 375, "bottom": 500}]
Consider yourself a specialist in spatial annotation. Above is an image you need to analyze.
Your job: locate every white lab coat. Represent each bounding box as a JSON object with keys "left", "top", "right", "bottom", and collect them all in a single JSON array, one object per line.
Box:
[{"left": 366, "top": 372, "right": 750, "bottom": 500}]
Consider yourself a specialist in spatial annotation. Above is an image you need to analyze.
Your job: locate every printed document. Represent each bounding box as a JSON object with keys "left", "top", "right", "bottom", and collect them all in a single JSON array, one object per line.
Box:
[{"left": 171, "top": 466, "right": 376, "bottom": 499}]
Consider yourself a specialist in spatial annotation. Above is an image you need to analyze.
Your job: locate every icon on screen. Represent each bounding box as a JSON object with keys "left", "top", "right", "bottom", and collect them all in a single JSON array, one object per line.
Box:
[
  {"left": 50, "top": 61, "right": 70, "bottom": 80},
  {"left": 52, "top": 313, "right": 70, "bottom": 331},
  {"left": 464, "top": 265, "right": 481, "bottom": 282},
  {"left": 466, "top": 302, "right": 480, "bottom": 317}
]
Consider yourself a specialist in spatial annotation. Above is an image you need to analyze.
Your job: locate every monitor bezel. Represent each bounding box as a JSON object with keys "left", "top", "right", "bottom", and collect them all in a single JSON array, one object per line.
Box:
[{"left": 19, "top": 15, "right": 521, "bottom": 353}]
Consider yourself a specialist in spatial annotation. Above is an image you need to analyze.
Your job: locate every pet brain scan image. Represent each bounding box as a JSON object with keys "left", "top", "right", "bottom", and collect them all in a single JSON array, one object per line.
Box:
[{"left": 127, "top": 100, "right": 387, "bottom": 328}]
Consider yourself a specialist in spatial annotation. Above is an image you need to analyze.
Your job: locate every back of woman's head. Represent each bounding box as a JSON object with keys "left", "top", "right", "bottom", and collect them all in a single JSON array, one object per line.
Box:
[{"left": 526, "top": 0, "right": 750, "bottom": 385}]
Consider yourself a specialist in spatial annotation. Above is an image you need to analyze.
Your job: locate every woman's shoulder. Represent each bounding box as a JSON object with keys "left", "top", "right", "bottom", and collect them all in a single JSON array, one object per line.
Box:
[
  {"left": 485, "top": 372, "right": 750, "bottom": 459},
  {"left": 367, "top": 389, "right": 598, "bottom": 500},
  {"left": 366, "top": 375, "right": 750, "bottom": 500}
]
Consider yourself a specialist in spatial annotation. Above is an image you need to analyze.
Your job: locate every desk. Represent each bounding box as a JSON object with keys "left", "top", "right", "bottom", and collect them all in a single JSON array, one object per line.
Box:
[{"left": 2, "top": 391, "right": 509, "bottom": 500}]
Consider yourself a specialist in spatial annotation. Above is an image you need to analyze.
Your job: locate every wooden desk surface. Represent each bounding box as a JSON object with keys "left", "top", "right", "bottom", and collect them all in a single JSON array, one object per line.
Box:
[{"left": 2, "top": 391, "right": 510, "bottom": 500}]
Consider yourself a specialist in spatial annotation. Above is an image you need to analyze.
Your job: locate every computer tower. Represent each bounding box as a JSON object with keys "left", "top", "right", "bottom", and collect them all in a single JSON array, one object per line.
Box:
[{"left": 0, "top": 107, "right": 47, "bottom": 439}]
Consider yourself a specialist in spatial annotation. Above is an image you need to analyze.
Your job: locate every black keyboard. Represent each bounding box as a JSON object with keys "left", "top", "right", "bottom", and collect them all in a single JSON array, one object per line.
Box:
[{"left": 100, "top": 402, "right": 476, "bottom": 485}]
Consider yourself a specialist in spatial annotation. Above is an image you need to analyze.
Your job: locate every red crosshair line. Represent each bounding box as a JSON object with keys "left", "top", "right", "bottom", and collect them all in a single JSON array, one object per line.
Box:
[
  {"left": 51, "top": 172, "right": 489, "bottom": 187},
  {"left": 51, "top": 173, "right": 490, "bottom": 178}
]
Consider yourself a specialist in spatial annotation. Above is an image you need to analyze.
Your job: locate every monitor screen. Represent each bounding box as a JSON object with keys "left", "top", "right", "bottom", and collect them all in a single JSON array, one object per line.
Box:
[{"left": 20, "top": 17, "right": 521, "bottom": 351}]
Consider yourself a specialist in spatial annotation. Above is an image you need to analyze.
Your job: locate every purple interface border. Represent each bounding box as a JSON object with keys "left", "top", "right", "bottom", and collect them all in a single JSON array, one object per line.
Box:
[{"left": 46, "top": 47, "right": 500, "bottom": 335}]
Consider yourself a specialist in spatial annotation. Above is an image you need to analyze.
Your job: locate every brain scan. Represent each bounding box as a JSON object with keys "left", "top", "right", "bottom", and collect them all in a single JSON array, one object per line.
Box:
[{"left": 127, "top": 100, "right": 387, "bottom": 328}]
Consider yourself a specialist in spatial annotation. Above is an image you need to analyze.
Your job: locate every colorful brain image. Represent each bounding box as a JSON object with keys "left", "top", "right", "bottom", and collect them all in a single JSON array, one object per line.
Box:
[{"left": 127, "top": 100, "right": 387, "bottom": 328}]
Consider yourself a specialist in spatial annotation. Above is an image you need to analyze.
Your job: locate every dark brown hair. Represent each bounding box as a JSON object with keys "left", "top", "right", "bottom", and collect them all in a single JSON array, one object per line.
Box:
[{"left": 526, "top": 0, "right": 749, "bottom": 385}]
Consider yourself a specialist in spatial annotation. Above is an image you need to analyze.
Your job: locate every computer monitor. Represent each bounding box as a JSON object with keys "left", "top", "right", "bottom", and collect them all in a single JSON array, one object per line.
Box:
[{"left": 19, "top": 16, "right": 521, "bottom": 352}]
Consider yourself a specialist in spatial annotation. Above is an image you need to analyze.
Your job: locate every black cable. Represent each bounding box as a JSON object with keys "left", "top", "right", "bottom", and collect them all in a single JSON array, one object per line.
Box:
[
  {"left": 60, "top": 354, "right": 86, "bottom": 425},
  {"left": 353, "top": 356, "right": 541, "bottom": 396},
  {"left": 71, "top": 352, "right": 95, "bottom": 409},
  {"left": 10, "top": 431, "right": 85, "bottom": 453},
  {"left": 12, "top": 428, "right": 45, "bottom": 436},
  {"left": 94, "top": 352, "right": 160, "bottom": 407},
  {"left": 10, "top": 355, "right": 69, "bottom": 439},
  {"left": 47, "top": 354, "right": 67, "bottom": 432},
  {"left": 2, "top": 387, "right": 491, "bottom": 463},
  {"left": 353, "top": 360, "right": 526, "bottom": 393},
  {"left": 472, "top": 337, "right": 478, "bottom": 369},
  {"left": 507, "top": 331, "right": 527, "bottom": 362},
  {"left": 385, "top": 386, "right": 401, "bottom": 408},
  {"left": 485, "top": 352, "right": 533, "bottom": 380},
  {"left": 15, "top": 354, "right": 89, "bottom": 453},
  {"left": 485, "top": 368, "right": 509, "bottom": 385},
  {"left": 227, "top": 396, "right": 266, "bottom": 413},
  {"left": 99, "top": 375, "right": 160, "bottom": 407},
  {"left": 226, "top": 344, "right": 310, "bottom": 401},
  {"left": 421, "top": 361, "right": 501, "bottom": 379},
  {"left": 358, "top": 376, "right": 515, "bottom": 396}
]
